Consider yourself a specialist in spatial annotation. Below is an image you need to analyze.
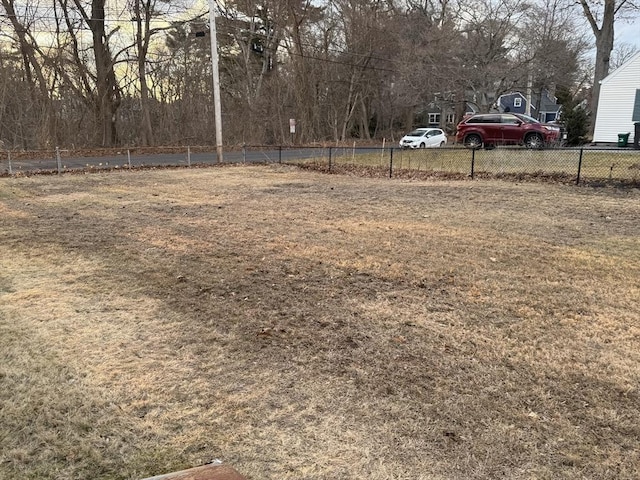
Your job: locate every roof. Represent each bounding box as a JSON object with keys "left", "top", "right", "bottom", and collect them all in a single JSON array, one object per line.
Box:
[
  {"left": 601, "top": 50, "right": 640, "bottom": 85},
  {"left": 497, "top": 90, "right": 561, "bottom": 112}
]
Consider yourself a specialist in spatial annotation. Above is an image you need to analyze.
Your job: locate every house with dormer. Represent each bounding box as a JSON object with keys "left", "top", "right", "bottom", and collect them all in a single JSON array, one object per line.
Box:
[
  {"left": 497, "top": 90, "right": 562, "bottom": 123},
  {"left": 420, "top": 101, "right": 479, "bottom": 133}
]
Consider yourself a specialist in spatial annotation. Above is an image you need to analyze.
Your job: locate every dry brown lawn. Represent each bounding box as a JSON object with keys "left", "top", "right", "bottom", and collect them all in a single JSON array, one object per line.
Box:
[{"left": 1, "top": 165, "right": 639, "bottom": 480}]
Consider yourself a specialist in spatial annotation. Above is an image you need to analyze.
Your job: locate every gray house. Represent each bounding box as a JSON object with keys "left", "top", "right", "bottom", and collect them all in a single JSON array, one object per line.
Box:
[
  {"left": 421, "top": 101, "right": 479, "bottom": 130},
  {"left": 497, "top": 90, "right": 562, "bottom": 122}
]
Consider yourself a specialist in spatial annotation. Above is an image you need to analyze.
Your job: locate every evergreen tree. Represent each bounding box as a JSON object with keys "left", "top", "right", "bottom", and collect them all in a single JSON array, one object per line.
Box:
[{"left": 557, "top": 86, "right": 589, "bottom": 146}]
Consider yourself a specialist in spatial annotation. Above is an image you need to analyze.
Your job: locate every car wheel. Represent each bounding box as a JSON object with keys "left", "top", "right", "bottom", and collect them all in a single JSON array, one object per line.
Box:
[
  {"left": 419, "top": 142, "right": 426, "bottom": 148},
  {"left": 524, "top": 133, "right": 544, "bottom": 149},
  {"left": 439, "top": 141, "right": 445, "bottom": 147},
  {"left": 463, "top": 134, "right": 482, "bottom": 149}
]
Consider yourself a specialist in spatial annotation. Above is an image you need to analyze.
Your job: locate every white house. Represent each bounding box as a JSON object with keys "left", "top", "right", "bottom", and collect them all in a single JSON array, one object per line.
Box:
[{"left": 593, "top": 50, "right": 640, "bottom": 145}]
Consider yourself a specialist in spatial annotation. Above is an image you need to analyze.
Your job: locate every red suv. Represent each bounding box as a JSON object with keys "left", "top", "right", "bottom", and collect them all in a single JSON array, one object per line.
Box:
[{"left": 455, "top": 113, "right": 561, "bottom": 149}]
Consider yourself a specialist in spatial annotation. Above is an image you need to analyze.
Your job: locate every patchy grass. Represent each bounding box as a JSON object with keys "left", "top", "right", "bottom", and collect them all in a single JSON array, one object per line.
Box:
[
  {"left": 1, "top": 165, "right": 639, "bottom": 480},
  {"left": 313, "top": 147, "right": 640, "bottom": 183}
]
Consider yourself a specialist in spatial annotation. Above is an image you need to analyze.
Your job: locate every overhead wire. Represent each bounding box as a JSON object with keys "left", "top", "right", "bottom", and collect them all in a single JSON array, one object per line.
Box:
[{"left": 0, "top": 6, "right": 425, "bottom": 74}]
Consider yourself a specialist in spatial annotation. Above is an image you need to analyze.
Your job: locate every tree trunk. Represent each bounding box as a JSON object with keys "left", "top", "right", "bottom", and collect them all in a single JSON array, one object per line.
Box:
[
  {"left": 579, "top": 0, "right": 616, "bottom": 137},
  {"left": 360, "top": 96, "right": 371, "bottom": 140},
  {"left": 78, "top": 0, "right": 121, "bottom": 146},
  {"left": 1, "top": 0, "right": 53, "bottom": 147},
  {"left": 135, "top": 0, "right": 154, "bottom": 146},
  {"left": 340, "top": 70, "right": 358, "bottom": 141}
]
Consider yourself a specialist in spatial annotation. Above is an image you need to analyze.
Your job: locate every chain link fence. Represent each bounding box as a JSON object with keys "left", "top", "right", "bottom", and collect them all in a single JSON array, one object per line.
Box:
[
  {"left": 2, "top": 145, "right": 640, "bottom": 186},
  {"left": 277, "top": 145, "right": 640, "bottom": 185}
]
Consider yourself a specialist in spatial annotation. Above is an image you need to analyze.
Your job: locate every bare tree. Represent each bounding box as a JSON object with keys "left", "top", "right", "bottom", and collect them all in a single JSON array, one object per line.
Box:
[
  {"left": 3, "top": 0, "right": 632, "bottom": 148},
  {"left": 516, "top": 0, "right": 590, "bottom": 118},
  {"left": 330, "top": 0, "right": 399, "bottom": 140},
  {"left": 0, "top": 48, "right": 37, "bottom": 147},
  {"left": 577, "top": 0, "right": 637, "bottom": 134},
  {"left": 217, "top": 0, "right": 285, "bottom": 143},
  {"left": 0, "top": 0, "right": 54, "bottom": 146},
  {"left": 609, "top": 41, "right": 638, "bottom": 70},
  {"left": 128, "top": 0, "right": 206, "bottom": 146},
  {"left": 453, "top": 0, "right": 531, "bottom": 112},
  {"left": 150, "top": 21, "right": 215, "bottom": 144},
  {"left": 131, "top": 0, "right": 156, "bottom": 146},
  {"left": 67, "top": 0, "right": 122, "bottom": 146}
]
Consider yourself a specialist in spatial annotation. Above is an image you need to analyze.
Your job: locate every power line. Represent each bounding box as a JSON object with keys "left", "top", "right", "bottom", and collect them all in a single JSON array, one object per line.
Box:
[
  {"left": 215, "top": 22, "right": 405, "bottom": 68},
  {"left": 283, "top": 49, "right": 397, "bottom": 73},
  {"left": 0, "top": 13, "right": 203, "bottom": 24},
  {"left": 0, "top": 8, "right": 428, "bottom": 74}
]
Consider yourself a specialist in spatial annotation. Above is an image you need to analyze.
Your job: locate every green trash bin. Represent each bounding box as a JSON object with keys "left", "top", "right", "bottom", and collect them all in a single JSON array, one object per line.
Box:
[{"left": 617, "top": 132, "right": 630, "bottom": 147}]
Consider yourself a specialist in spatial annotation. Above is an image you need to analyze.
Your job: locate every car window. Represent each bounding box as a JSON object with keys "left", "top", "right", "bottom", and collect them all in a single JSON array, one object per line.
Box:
[
  {"left": 468, "top": 115, "right": 500, "bottom": 123},
  {"left": 501, "top": 114, "right": 520, "bottom": 124},
  {"left": 407, "top": 130, "right": 427, "bottom": 136},
  {"left": 515, "top": 114, "right": 540, "bottom": 124}
]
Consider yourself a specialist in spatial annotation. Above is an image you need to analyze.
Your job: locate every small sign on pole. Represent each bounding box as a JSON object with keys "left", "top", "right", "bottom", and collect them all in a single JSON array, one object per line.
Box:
[{"left": 289, "top": 118, "right": 296, "bottom": 145}]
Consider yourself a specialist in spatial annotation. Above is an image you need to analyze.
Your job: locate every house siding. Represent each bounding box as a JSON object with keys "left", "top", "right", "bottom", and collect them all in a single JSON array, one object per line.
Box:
[
  {"left": 498, "top": 91, "right": 559, "bottom": 121},
  {"left": 540, "top": 111, "right": 558, "bottom": 123},
  {"left": 593, "top": 51, "right": 640, "bottom": 144},
  {"left": 499, "top": 93, "right": 528, "bottom": 114}
]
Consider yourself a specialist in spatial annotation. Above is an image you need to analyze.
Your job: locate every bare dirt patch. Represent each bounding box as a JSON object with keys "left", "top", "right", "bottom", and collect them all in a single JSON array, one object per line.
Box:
[{"left": 1, "top": 165, "right": 639, "bottom": 479}]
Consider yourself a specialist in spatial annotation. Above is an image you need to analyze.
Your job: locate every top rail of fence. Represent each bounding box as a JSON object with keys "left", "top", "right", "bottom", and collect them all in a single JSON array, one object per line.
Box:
[{"left": 2, "top": 144, "right": 639, "bottom": 186}]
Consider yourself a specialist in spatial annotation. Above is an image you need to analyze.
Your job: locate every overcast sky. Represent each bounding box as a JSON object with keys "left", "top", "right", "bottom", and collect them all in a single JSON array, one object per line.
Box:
[{"left": 616, "top": 20, "right": 640, "bottom": 49}]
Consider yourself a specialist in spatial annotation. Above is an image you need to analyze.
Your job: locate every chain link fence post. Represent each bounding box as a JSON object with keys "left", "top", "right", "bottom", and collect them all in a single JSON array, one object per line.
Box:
[
  {"left": 329, "top": 146, "right": 332, "bottom": 172},
  {"left": 389, "top": 148, "right": 393, "bottom": 178},
  {"left": 576, "top": 148, "right": 583, "bottom": 185},
  {"left": 56, "top": 147, "right": 62, "bottom": 174},
  {"left": 471, "top": 148, "right": 476, "bottom": 179}
]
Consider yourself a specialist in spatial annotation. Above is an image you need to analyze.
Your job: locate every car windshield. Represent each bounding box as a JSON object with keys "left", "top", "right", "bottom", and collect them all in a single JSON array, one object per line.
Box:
[
  {"left": 406, "top": 129, "right": 428, "bottom": 137},
  {"left": 515, "top": 114, "right": 540, "bottom": 124}
]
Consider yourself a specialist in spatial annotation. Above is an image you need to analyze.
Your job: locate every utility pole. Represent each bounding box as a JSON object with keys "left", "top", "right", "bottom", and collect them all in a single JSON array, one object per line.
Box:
[
  {"left": 209, "top": 0, "right": 223, "bottom": 162},
  {"left": 525, "top": 72, "right": 533, "bottom": 117}
]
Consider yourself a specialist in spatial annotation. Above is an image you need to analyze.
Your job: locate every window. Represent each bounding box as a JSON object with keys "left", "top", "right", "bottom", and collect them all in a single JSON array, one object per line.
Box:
[
  {"left": 429, "top": 113, "right": 440, "bottom": 124},
  {"left": 501, "top": 114, "right": 520, "bottom": 124},
  {"left": 633, "top": 90, "right": 640, "bottom": 122},
  {"left": 446, "top": 113, "right": 455, "bottom": 123},
  {"left": 468, "top": 115, "right": 500, "bottom": 123},
  {"left": 514, "top": 97, "right": 522, "bottom": 108}
]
